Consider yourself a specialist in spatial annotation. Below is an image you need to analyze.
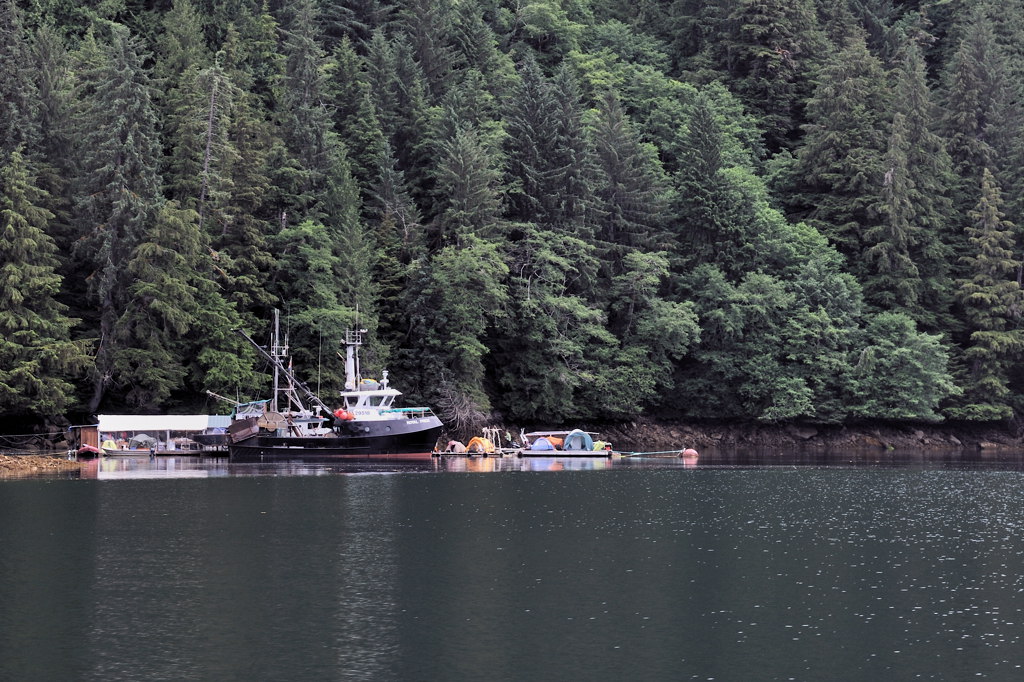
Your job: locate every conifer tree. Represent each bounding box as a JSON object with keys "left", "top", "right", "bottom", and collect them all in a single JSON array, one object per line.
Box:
[
  {"left": 795, "top": 31, "right": 890, "bottom": 279},
  {"left": 950, "top": 169, "right": 1024, "bottom": 421},
  {"left": 849, "top": 312, "right": 959, "bottom": 422},
  {"left": 0, "top": 150, "right": 90, "bottom": 416},
  {"left": 30, "top": 25, "right": 77, "bottom": 261},
  {"left": 330, "top": 37, "right": 388, "bottom": 206},
  {"left": 429, "top": 123, "right": 506, "bottom": 250},
  {"left": 396, "top": 0, "right": 458, "bottom": 101},
  {"left": 365, "top": 31, "right": 433, "bottom": 204},
  {"left": 153, "top": 0, "right": 210, "bottom": 90},
  {"left": 589, "top": 90, "right": 668, "bottom": 278},
  {"left": 885, "top": 39, "right": 955, "bottom": 331},
  {"left": 403, "top": 237, "right": 509, "bottom": 431},
  {"left": 492, "top": 56, "right": 614, "bottom": 422},
  {"left": 941, "top": 7, "right": 1019, "bottom": 242},
  {"left": 370, "top": 142, "right": 425, "bottom": 364},
  {"left": 715, "top": 0, "right": 824, "bottom": 152},
  {"left": 116, "top": 201, "right": 249, "bottom": 407},
  {"left": 72, "top": 25, "right": 167, "bottom": 411},
  {"left": 0, "top": 0, "right": 40, "bottom": 158},
  {"left": 503, "top": 54, "right": 559, "bottom": 225},
  {"left": 863, "top": 113, "right": 921, "bottom": 314},
  {"left": 278, "top": 0, "right": 336, "bottom": 215},
  {"left": 217, "top": 19, "right": 279, "bottom": 306},
  {"left": 668, "top": 89, "right": 775, "bottom": 282}
]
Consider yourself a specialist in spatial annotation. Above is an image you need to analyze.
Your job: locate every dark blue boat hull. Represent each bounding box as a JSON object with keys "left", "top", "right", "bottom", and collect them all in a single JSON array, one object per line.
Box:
[{"left": 228, "top": 416, "right": 443, "bottom": 461}]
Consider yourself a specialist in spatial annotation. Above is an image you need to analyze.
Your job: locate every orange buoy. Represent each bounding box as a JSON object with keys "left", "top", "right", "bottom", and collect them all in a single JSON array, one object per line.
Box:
[{"left": 681, "top": 448, "right": 699, "bottom": 458}]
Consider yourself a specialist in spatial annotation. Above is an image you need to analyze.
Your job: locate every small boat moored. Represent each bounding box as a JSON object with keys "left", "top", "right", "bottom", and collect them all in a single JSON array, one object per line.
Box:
[{"left": 519, "top": 429, "right": 617, "bottom": 458}]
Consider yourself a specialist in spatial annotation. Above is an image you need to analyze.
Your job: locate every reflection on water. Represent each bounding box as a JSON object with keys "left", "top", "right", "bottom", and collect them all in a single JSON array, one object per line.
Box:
[
  {"left": 66, "top": 447, "right": 1024, "bottom": 480},
  {"left": 75, "top": 453, "right": 627, "bottom": 479},
  {"left": 6, "top": 462, "right": 1024, "bottom": 680}
]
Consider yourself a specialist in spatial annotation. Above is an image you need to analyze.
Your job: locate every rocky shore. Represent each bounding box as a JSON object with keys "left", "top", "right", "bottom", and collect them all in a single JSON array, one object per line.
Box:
[
  {"left": 595, "top": 419, "right": 1024, "bottom": 455},
  {"left": 0, "top": 454, "right": 87, "bottom": 477}
]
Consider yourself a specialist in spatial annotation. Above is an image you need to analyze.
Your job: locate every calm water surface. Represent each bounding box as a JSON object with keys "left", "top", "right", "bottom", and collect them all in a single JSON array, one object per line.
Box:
[{"left": 3, "top": 453, "right": 1024, "bottom": 680}]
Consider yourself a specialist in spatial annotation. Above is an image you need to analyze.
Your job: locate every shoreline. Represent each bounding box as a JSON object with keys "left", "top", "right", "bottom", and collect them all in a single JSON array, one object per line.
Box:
[
  {"left": 594, "top": 419, "right": 1024, "bottom": 455},
  {"left": 0, "top": 454, "right": 87, "bottom": 477}
]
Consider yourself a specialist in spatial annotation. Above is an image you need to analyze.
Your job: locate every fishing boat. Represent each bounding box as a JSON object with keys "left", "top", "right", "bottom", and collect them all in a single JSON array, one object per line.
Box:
[{"left": 227, "top": 320, "right": 444, "bottom": 461}]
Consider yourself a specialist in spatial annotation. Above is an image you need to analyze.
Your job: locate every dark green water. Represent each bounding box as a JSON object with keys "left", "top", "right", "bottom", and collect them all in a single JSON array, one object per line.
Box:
[{"left": 3, "top": 457, "right": 1024, "bottom": 680}]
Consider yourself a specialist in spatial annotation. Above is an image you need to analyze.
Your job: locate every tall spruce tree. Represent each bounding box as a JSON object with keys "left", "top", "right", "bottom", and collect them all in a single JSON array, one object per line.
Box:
[
  {"left": 492, "top": 55, "right": 615, "bottom": 422},
  {"left": 670, "top": 92, "right": 747, "bottom": 276},
  {"left": 885, "top": 39, "right": 955, "bottom": 331},
  {"left": 589, "top": 89, "right": 668, "bottom": 276},
  {"left": 715, "top": 0, "right": 824, "bottom": 152},
  {"left": 429, "top": 122, "right": 506, "bottom": 250},
  {"left": 950, "top": 169, "right": 1024, "bottom": 421},
  {"left": 794, "top": 31, "right": 890, "bottom": 279},
  {"left": 117, "top": 201, "right": 249, "bottom": 408},
  {"left": 72, "top": 25, "right": 167, "bottom": 411},
  {"left": 0, "top": 150, "right": 90, "bottom": 416},
  {"left": 941, "top": 7, "right": 1018, "bottom": 245},
  {"left": 0, "top": 0, "right": 40, "bottom": 158},
  {"left": 863, "top": 113, "right": 922, "bottom": 314}
]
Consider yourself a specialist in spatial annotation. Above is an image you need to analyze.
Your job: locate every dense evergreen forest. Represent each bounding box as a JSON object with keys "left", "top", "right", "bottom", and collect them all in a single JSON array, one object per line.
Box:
[{"left": 3, "top": 0, "right": 1024, "bottom": 434}]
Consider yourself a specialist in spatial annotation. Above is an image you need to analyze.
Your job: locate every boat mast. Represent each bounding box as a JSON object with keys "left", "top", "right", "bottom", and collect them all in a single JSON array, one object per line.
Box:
[
  {"left": 271, "top": 309, "right": 287, "bottom": 413},
  {"left": 344, "top": 329, "right": 367, "bottom": 390},
  {"left": 235, "top": 325, "right": 333, "bottom": 417}
]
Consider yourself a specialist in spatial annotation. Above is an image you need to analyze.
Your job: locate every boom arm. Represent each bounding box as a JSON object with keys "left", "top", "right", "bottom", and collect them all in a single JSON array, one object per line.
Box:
[{"left": 234, "top": 328, "right": 334, "bottom": 416}]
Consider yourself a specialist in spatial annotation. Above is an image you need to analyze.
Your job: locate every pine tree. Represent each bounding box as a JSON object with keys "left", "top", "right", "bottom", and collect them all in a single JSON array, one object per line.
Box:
[
  {"left": 886, "top": 39, "right": 955, "bottom": 331},
  {"left": 153, "top": 0, "right": 210, "bottom": 90},
  {"left": 715, "top": 0, "right": 825, "bottom": 152},
  {"left": 0, "top": 150, "right": 90, "bottom": 416},
  {"left": 950, "top": 169, "right": 1024, "bottom": 421},
  {"left": 396, "top": 0, "right": 458, "bottom": 101},
  {"left": 668, "top": 89, "right": 778, "bottom": 282},
  {"left": 277, "top": 0, "right": 335, "bottom": 215},
  {"left": 330, "top": 37, "right": 388, "bottom": 206},
  {"left": 214, "top": 20, "right": 279, "bottom": 323},
  {"left": 115, "top": 201, "right": 248, "bottom": 408},
  {"left": 30, "top": 25, "right": 77, "bottom": 265},
  {"left": 589, "top": 90, "right": 668, "bottom": 283},
  {"left": 72, "top": 25, "right": 168, "bottom": 411},
  {"left": 795, "top": 31, "right": 890, "bottom": 278},
  {"left": 941, "top": 7, "right": 1018, "bottom": 239},
  {"left": 0, "top": 0, "right": 40, "bottom": 158},
  {"left": 429, "top": 123, "right": 506, "bottom": 250},
  {"left": 863, "top": 113, "right": 922, "bottom": 314}
]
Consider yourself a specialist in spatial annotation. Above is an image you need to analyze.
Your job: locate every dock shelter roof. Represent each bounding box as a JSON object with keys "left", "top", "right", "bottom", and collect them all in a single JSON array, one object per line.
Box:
[{"left": 98, "top": 415, "right": 213, "bottom": 432}]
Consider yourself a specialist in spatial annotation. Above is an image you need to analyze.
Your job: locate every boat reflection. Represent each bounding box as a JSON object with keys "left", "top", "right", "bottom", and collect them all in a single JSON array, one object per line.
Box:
[
  {"left": 439, "top": 455, "right": 616, "bottom": 472},
  {"left": 81, "top": 455, "right": 222, "bottom": 479},
  {"left": 65, "top": 447, "right": 1024, "bottom": 480}
]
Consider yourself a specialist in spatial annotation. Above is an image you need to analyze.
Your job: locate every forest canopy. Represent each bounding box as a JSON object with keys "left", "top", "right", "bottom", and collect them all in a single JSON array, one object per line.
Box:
[{"left": 2, "top": 0, "right": 1023, "bottom": 431}]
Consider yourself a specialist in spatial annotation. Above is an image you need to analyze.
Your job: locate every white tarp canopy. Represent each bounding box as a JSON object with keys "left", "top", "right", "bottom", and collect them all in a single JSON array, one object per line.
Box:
[{"left": 98, "top": 415, "right": 212, "bottom": 432}]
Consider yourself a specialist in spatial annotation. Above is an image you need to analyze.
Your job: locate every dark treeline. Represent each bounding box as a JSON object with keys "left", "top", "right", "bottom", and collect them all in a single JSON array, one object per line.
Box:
[{"left": 2, "top": 0, "right": 1024, "bottom": 432}]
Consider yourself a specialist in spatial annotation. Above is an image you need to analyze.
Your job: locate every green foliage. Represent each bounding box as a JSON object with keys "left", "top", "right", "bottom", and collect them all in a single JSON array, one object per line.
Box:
[
  {"left": 947, "top": 169, "right": 1024, "bottom": 420},
  {"left": 406, "top": 236, "right": 509, "bottom": 429},
  {"left": 795, "top": 31, "right": 890, "bottom": 272},
  {"left": 0, "top": 0, "right": 41, "bottom": 158},
  {"left": 0, "top": 150, "right": 91, "bottom": 415},
  {"left": 7, "top": 0, "right": 1024, "bottom": 428},
  {"left": 850, "top": 313, "right": 959, "bottom": 422}
]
